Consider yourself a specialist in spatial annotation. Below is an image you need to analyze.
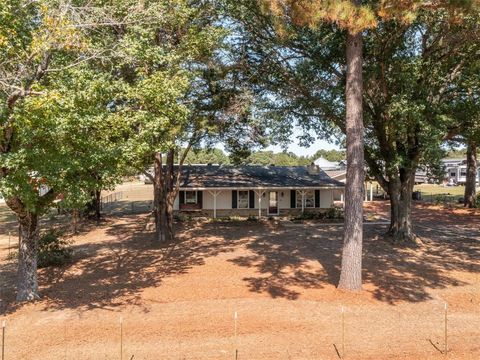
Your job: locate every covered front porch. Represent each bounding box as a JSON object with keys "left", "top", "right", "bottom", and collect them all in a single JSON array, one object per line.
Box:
[{"left": 174, "top": 187, "right": 343, "bottom": 218}]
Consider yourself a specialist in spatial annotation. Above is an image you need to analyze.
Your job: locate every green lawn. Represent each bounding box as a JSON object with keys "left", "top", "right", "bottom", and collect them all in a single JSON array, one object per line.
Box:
[
  {"left": 0, "top": 204, "right": 16, "bottom": 224},
  {"left": 413, "top": 184, "right": 465, "bottom": 196}
]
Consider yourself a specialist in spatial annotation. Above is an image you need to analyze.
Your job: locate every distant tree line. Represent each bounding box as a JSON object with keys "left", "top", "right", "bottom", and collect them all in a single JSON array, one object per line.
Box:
[{"left": 184, "top": 148, "right": 345, "bottom": 166}]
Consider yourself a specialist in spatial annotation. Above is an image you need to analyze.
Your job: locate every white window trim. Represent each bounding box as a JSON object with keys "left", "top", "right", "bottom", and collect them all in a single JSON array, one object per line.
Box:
[
  {"left": 237, "top": 190, "right": 250, "bottom": 209},
  {"left": 296, "top": 190, "right": 316, "bottom": 208},
  {"left": 185, "top": 190, "right": 198, "bottom": 204}
]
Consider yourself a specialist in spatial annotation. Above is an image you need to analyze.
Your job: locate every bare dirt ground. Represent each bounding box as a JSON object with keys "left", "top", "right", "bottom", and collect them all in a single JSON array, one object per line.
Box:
[{"left": 1, "top": 201, "right": 479, "bottom": 359}]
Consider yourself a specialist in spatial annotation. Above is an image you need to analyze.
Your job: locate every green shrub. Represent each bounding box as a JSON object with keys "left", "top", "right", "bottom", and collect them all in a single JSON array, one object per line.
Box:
[
  {"left": 476, "top": 193, "right": 480, "bottom": 208},
  {"left": 325, "top": 207, "right": 344, "bottom": 220},
  {"left": 38, "top": 230, "right": 73, "bottom": 268},
  {"left": 174, "top": 214, "right": 188, "bottom": 222},
  {"left": 5, "top": 250, "right": 17, "bottom": 262},
  {"left": 292, "top": 211, "right": 321, "bottom": 221},
  {"left": 434, "top": 194, "right": 448, "bottom": 204},
  {"left": 247, "top": 215, "right": 258, "bottom": 222}
]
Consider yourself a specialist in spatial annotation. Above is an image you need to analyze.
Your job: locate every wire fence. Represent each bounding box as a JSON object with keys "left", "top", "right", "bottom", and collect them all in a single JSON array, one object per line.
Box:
[
  {"left": 369, "top": 188, "right": 464, "bottom": 205},
  {"left": 416, "top": 192, "right": 463, "bottom": 205},
  {"left": 1, "top": 301, "right": 477, "bottom": 360},
  {"left": 101, "top": 199, "right": 154, "bottom": 215},
  {"left": 101, "top": 190, "right": 150, "bottom": 215},
  {"left": 101, "top": 191, "right": 124, "bottom": 210}
]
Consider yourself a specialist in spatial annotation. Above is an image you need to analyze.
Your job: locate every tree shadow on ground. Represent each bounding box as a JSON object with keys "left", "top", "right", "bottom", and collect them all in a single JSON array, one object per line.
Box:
[
  {"left": 229, "top": 215, "right": 480, "bottom": 304},
  {"left": 0, "top": 216, "right": 253, "bottom": 315},
  {"left": 1, "top": 206, "right": 479, "bottom": 314},
  {"left": 229, "top": 224, "right": 339, "bottom": 300}
]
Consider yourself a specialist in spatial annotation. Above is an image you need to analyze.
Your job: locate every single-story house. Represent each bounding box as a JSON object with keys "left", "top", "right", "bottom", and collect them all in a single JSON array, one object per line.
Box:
[{"left": 174, "top": 164, "right": 345, "bottom": 218}]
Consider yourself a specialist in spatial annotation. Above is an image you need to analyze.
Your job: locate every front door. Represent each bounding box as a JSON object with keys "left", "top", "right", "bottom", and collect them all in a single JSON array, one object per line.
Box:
[{"left": 268, "top": 191, "right": 279, "bottom": 215}]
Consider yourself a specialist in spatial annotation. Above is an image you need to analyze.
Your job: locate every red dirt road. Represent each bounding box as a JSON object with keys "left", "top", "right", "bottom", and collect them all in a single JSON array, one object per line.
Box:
[{"left": 1, "top": 202, "right": 479, "bottom": 359}]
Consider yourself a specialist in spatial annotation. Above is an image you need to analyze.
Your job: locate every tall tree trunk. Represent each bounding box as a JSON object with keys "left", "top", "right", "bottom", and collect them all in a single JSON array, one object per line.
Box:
[
  {"left": 5, "top": 190, "right": 57, "bottom": 301},
  {"left": 5, "top": 197, "right": 41, "bottom": 301},
  {"left": 152, "top": 142, "right": 193, "bottom": 243},
  {"left": 85, "top": 190, "right": 102, "bottom": 221},
  {"left": 153, "top": 152, "right": 164, "bottom": 242},
  {"left": 464, "top": 140, "right": 477, "bottom": 208},
  {"left": 387, "top": 174, "right": 416, "bottom": 244},
  {"left": 153, "top": 151, "right": 174, "bottom": 243},
  {"left": 338, "top": 28, "right": 364, "bottom": 291},
  {"left": 93, "top": 189, "right": 101, "bottom": 220},
  {"left": 16, "top": 210, "right": 40, "bottom": 301},
  {"left": 163, "top": 149, "right": 175, "bottom": 242}
]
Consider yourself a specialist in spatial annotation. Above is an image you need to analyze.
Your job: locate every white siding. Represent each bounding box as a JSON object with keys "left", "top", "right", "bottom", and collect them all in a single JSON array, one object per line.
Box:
[
  {"left": 278, "top": 190, "right": 290, "bottom": 209},
  {"left": 319, "top": 190, "right": 334, "bottom": 208},
  {"left": 175, "top": 188, "right": 338, "bottom": 210},
  {"left": 202, "top": 191, "right": 232, "bottom": 210},
  {"left": 174, "top": 195, "right": 179, "bottom": 210}
]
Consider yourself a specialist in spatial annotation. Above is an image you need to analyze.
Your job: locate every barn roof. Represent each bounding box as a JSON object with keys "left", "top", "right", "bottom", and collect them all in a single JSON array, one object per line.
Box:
[{"left": 178, "top": 165, "right": 345, "bottom": 189}]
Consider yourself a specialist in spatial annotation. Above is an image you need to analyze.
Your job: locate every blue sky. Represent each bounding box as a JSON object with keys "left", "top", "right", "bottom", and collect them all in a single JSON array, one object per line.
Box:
[
  {"left": 266, "top": 137, "right": 340, "bottom": 157},
  {"left": 217, "top": 127, "right": 342, "bottom": 157}
]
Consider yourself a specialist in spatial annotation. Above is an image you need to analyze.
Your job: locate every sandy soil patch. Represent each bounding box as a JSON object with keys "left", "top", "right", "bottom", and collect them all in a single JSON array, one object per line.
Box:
[{"left": 0, "top": 202, "right": 479, "bottom": 359}]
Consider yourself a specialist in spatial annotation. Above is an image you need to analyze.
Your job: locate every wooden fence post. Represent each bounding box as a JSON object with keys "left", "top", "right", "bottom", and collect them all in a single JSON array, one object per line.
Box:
[
  {"left": 234, "top": 311, "right": 238, "bottom": 360},
  {"left": 120, "top": 317, "right": 123, "bottom": 360},
  {"left": 342, "top": 306, "right": 345, "bottom": 358},
  {"left": 444, "top": 303, "right": 448, "bottom": 355},
  {"left": 2, "top": 320, "right": 6, "bottom": 360}
]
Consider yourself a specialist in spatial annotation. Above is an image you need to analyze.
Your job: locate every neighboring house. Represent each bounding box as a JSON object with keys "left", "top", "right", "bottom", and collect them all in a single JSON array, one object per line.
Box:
[
  {"left": 314, "top": 157, "right": 346, "bottom": 201},
  {"left": 414, "top": 169, "right": 428, "bottom": 184},
  {"left": 442, "top": 158, "right": 480, "bottom": 185},
  {"left": 313, "top": 157, "right": 341, "bottom": 170},
  {"left": 324, "top": 169, "right": 347, "bottom": 201},
  {"left": 174, "top": 164, "right": 344, "bottom": 218},
  {"left": 413, "top": 158, "right": 480, "bottom": 185},
  {"left": 324, "top": 169, "right": 346, "bottom": 183}
]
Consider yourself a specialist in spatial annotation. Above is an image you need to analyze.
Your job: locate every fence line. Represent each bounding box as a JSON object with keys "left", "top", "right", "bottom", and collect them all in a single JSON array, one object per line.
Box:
[
  {"left": 417, "top": 192, "right": 463, "bottom": 204},
  {"left": 0, "top": 303, "right": 465, "bottom": 360},
  {"left": 101, "top": 199, "right": 154, "bottom": 216},
  {"left": 100, "top": 191, "right": 124, "bottom": 210}
]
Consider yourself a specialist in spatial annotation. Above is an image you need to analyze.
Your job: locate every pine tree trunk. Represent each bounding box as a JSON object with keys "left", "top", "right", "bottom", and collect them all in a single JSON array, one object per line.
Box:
[
  {"left": 464, "top": 141, "right": 477, "bottom": 208},
  {"left": 16, "top": 211, "right": 40, "bottom": 301},
  {"left": 387, "top": 176, "right": 416, "bottom": 244},
  {"left": 338, "top": 28, "right": 364, "bottom": 292}
]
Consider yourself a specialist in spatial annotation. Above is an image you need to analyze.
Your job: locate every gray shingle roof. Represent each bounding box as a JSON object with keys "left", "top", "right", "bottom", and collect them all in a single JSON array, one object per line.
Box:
[{"left": 179, "top": 165, "right": 345, "bottom": 189}]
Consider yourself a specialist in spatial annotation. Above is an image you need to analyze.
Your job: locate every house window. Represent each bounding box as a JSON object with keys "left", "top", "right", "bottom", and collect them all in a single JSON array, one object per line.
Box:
[
  {"left": 185, "top": 191, "right": 197, "bottom": 204},
  {"left": 296, "top": 190, "right": 315, "bottom": 208},
  {"left": 450, "top": 172, "right": 456, "bottom": 177},
  {"left": 238, "top": 190, "right": 249, "bottom": 209}
]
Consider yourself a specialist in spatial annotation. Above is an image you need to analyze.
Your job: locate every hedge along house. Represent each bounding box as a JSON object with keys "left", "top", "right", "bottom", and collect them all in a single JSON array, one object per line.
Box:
[{"left": 174, "top": 164, "right": 345, "bottom": 218}]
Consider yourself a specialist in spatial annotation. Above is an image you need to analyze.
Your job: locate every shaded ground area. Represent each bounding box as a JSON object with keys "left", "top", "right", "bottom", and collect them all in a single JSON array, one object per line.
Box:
[{"left": 0, "top": 202, "right": 479, "bottom": 359}]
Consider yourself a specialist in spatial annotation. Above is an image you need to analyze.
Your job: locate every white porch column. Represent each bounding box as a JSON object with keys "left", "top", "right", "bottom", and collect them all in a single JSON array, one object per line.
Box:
[
  {"left": 208, "top": 190, "right": 222, "bottom": 218},
  {"left": 300, "top": 190, "right": 306, "bottom": 213},
  {"left": 369, "top": 182, "right": 373, "bottom": 202},
  {"left": 254, "top": 190, "right": 265, "bottom": 219}
]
